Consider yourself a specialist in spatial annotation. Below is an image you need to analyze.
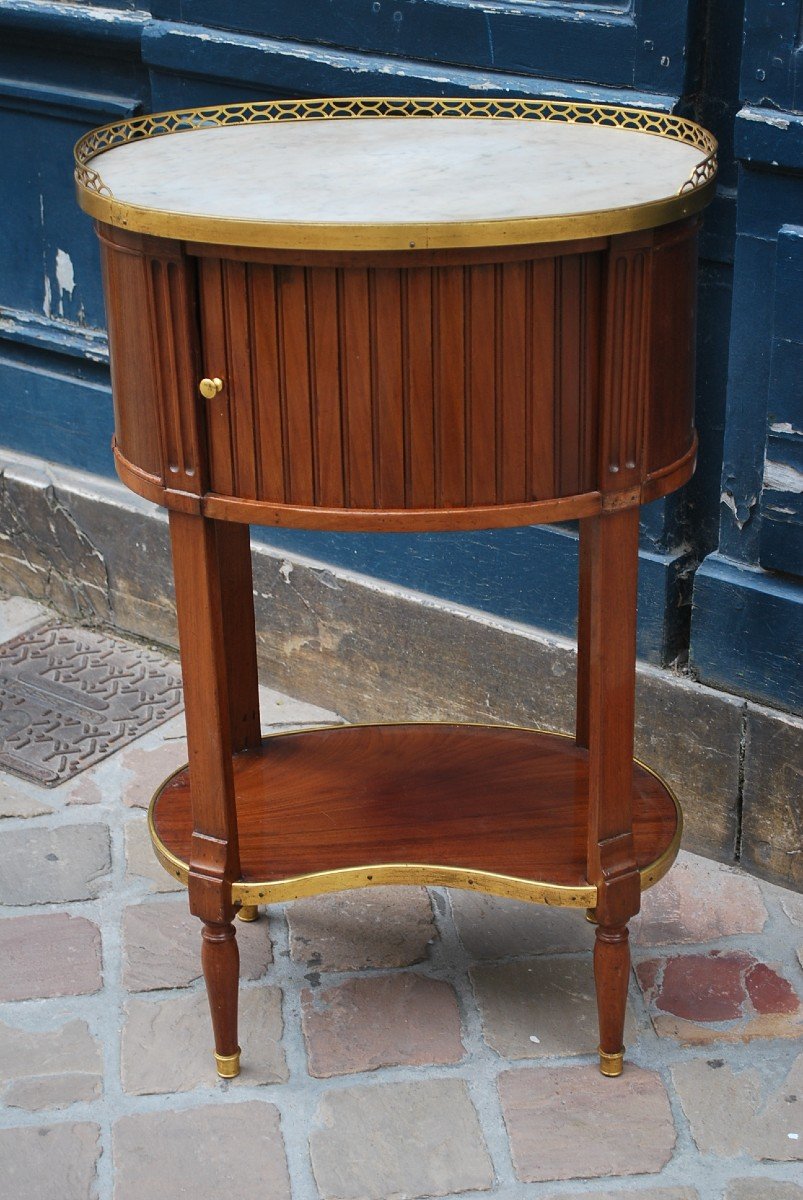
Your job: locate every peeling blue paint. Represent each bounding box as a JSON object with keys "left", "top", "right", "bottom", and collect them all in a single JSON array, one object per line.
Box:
[{"left": 689, "top": 2, "right": 803, "bottom": 711}]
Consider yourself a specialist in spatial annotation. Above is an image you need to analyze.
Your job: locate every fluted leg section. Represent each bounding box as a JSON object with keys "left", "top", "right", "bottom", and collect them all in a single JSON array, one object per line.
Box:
[
  {"left": 594, "top": 923, "right": 630, "bottom": 1076},
  {"left": 201, "top": 921, "right": 241, "bottom": 1077}
]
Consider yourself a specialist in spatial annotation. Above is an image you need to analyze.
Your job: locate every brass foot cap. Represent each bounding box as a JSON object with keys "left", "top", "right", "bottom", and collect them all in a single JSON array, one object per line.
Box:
[
  {"left": 237, "top": 905, "right": 259, "bottom": 923},
  {"left": 598, "top": 1047, "right": 624, "bottom": 1077},
  {"left": 214, "top": 1048, "right": 241, "bottom": 1079},
  {"left": 585, "top": 908, "right": 598, "bottom": 925}
]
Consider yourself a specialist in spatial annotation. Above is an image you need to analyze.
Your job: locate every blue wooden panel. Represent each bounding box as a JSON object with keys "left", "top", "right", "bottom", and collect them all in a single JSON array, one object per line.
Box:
[
  {"left": 682, "top": 0, "right": 742, "bottom": 268},
  {"left": 713, "top": 160, "right": 803, "bottom": 568},
  {"left": 0, "top": 93, "right": 118, "bottom": 328},
  {"left": 686, "top": 261, "right": 735, "bottom": 554},
  {"left": 741, "top": 0, "right": 803, "bottom": 112},
  {"left": 0, "top": 5, "right": 148, "bottom": 486},
  {"left": 735, "top": 105, "right": 803, "bottom": 174},
  {"left": 142, "top": 21, "right": 677, "bottom": 110},
  {"left": 691, "top": 553, "right": 803, "bottom": 712},
  {"left": 759, "top": 225, "right": 803, "bottom": 577},
  {"left": 150, "top": 0, "right": 688, "bottom": 96},
  {"left": 716, "top": 232, "right": 775, "bottom": 566},
  {"left": 252, "top": 516, "right": 695, "bottom": 666},
  {"left": 760, "top": 487, "right": 803, "bottom": 577},
  {"left": 0, "top": 342, "right": 114, "bottom": 476},
  {"left": 690, "top": 0, "right": 744, "bottom": 188},
  {"left": 689, "top": 4, "right": 803, "bottom": 708},
  {"left": 0, "top": 1, "right": 147, "bottom": 47}
]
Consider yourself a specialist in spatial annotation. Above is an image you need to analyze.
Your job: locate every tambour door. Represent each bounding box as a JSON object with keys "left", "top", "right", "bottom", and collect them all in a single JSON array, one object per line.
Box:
[{"left": 195, "top": 247, "right": 605, "bottom": 517}]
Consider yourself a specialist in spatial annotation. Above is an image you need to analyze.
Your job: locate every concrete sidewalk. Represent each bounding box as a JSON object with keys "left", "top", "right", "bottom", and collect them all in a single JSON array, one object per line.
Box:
[{"left": 0, "top": 596, "right": 800, "bottom": 1200}]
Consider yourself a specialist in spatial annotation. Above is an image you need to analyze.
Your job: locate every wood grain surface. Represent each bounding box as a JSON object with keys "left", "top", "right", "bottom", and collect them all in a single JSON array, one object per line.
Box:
[
  {"left": 101, "top": 219, "right": 699, "bottom": 530},
  {"left": 152, "top": 724, "right": 679, "bottom": 889}
]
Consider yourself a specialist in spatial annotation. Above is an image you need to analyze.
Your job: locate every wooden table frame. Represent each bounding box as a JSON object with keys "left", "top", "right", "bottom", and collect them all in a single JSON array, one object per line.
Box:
[{"left": 93, "top": 210, "right": 700, "bottom": 1080}]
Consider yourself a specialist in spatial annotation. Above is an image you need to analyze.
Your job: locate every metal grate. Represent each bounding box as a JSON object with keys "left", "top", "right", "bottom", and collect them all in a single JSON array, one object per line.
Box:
[{"left": 0, "top": 623, "right": 183, "bottom": 786}]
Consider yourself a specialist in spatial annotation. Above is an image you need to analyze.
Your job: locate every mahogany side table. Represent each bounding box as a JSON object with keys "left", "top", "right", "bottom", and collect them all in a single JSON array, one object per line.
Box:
[{"left": 75, "top": 97, "right": 716, "bottom": 1079}]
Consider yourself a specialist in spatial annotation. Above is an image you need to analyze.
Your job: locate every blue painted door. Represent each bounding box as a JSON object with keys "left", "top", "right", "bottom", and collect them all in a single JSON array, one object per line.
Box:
[
  {"left": 760, "top": 225, "right": 803, "bottom": 577},
  {"left": 689, "top": 0, "right": 803, "bottom": 712}
]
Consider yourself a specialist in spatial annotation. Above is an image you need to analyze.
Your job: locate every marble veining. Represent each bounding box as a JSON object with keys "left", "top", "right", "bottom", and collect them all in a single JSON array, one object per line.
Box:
[{"left": 92, "top": 117, "right": 706, "bottom": 225}]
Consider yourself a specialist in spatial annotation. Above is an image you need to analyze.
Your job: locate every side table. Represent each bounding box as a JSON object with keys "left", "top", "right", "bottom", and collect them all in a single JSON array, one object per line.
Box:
[{"left": 75, "top": 97, "right": 716, "bottom": 1079}]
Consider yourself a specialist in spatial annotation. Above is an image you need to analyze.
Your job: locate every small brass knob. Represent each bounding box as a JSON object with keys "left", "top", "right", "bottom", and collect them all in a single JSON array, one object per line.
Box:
[{"left": 199, "top": 376, "right": 223, "bottom": 400}]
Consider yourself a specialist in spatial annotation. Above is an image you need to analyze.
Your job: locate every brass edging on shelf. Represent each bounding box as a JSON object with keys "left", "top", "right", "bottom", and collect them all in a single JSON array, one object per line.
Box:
[
  {"left": 146, "top": 722, "right": 684, "bottom": 908},
  {"left": 75, "top": 97, "right": 717, "bottom": 251}
]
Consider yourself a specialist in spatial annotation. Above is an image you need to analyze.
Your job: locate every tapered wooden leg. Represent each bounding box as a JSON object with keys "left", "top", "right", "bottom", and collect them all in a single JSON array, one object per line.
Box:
[
  {"left": 202, "top": 921, "right": 241, "bottom": 1077},
  {"left": 581, "top": 507, "right": 641, "bottom": 1076},
  {"left": 215, "top": 522, "right": 261, "bottom": 753},
  {"left": 594, "top": 924, "right": 630, "bottom": 1076},
  {"left": 575, "top": 517, "right": 593, "bottom": 751},
  {"left": 170, "top": 511, "right": 243, "bottom": 1079}
]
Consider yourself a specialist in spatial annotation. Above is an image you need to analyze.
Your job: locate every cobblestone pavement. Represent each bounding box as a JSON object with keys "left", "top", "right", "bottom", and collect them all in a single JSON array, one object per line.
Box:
[{"left": 0, "top": 596, "right": 801, "bottom": 1200}]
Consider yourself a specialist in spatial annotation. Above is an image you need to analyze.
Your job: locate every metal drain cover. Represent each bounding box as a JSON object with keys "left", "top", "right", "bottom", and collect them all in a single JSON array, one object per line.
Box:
[{"left": 0, "top": 623, "right": 183, "bottom": 786}]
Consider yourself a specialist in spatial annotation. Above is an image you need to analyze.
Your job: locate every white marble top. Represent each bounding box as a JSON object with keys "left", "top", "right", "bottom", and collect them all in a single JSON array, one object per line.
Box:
[{"left": 89, "top": 117, "right": 706, "bottom": 226}]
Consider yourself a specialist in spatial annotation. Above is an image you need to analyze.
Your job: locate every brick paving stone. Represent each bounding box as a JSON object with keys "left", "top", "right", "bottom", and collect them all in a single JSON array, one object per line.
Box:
[
  {"left": 636, "top": 951, "right": 802, "bottom": 1042},
  {"left": 725, "top": 1181, "right": 803, "bottom": 1199},
  {"left": 7, "top": 1073, "right": 101, "bottom": 1110},
  {"left": 0, "top": 1017, "right": 102, "bottom": 1111},
  {"left": 121, "top": 897, "right": 271, "bottom": 991},
  {"left": 0, "top": 1122, "right": 100, "bottom": 1200},
  {"left": 632, "top": 850, "right": 768, "bottom": 945},
  {"left": 123, "top": 815, "right": 183, "bottom": 891},
  {"left": 471, "top": 956, "right": 637, "bottom": 1059},
  {"left": 120, "top": 737, "right": 188, "bottom": 808},
  {"left": 113, "top": 1102, "right": 291, "bottom": 1200},
  {"left": 780, "top": 892, "right": 803, "bottom": 927},
  {"left": 121, "top": 986, "right": 287, "bottom": 1093},
  {"left": 0, "top": 823, "right": 110, "bottom": 904},
  {"left": 499, "top": 1064, "right": 676, "bottom": 1182},
  {"left": 309, "top": 1078, "right": 493, "bottom": 1199},
  {"left": 542, "top": 1190, "right": 699, "bottom": 1200},
  {"left": 287, "top": 886, "right": 436, "bottom": 972},
  {"left": 0, "top": 913, "right": 102, "bottom": 1001},
  {"left": 0, "top": 595, "right": 48, "bottom": 642},
  {"left": 64, "top": 776, "right": 104, "bottom": 806},
  {"left": 673, "top": 1054, "right": 803, "bottom": 1160},
  {"left": 451, "top": 890, "right": 595, "bottom": 958},
  {"left": 301, "top": 972, "right": 464, "bottom": 1077},
  {"left": 0, "top": 777, "right": 53, "bottom": 818}
]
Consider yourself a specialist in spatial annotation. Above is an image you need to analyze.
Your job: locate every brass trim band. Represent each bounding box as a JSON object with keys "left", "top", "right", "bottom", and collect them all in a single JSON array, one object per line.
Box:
[
  {"left": 598, "top": 1047, "right": 625, "bottom": 1077},
  {"left": 213, "top": 1049, "right": 241, "bottom": 1079},
  {"left": 75, "top": 97, "right": 718, "bottom": 251}
]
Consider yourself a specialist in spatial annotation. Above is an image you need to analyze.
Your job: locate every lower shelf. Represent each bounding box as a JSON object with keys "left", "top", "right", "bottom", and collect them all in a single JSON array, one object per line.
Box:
[{"left": 149, "top": 723, "right": 682, "bottom": 907}]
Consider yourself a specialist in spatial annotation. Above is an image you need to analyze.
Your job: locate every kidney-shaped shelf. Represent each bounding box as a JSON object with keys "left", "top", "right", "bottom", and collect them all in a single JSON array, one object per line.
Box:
[{"left": 149, "top": 722, "right": 681, "bottom": 907}]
